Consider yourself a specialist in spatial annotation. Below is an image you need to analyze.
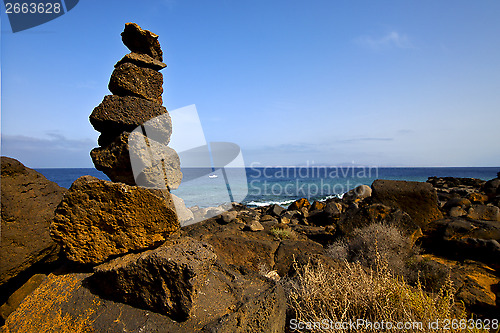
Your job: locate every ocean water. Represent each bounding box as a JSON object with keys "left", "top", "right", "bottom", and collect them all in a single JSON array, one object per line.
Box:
[{"left": 37, "top": 167, "right": 499, "bottom": 208}]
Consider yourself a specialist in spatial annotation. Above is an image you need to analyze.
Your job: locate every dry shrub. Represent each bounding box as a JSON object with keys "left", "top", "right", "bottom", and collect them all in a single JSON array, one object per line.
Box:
[
  {"left": 328, "top": 223, "right": 417, "bottom": 278},
  {"left": 327, "top": 223, "right": 453, "bottom": 293},
  {"left": 282, "top": 256, "right": 485, "bottom": 332},
  {"left": 270, "top": 226, "right": 297, "bottom": 241}
]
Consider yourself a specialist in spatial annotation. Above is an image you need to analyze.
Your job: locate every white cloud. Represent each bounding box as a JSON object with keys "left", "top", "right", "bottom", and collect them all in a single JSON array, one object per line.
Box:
[
  {"left": 1, "top": 133, "right": 95, "bottom": 167},
  {"left": 355, "top": 31, "right": 415, "bottom": 50}
]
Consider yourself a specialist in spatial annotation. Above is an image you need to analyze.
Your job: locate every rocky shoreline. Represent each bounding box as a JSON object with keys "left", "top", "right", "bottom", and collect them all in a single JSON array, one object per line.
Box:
[
  {"left": 1, "top": 155, "right": 499, "bottom": 331},
  {"left": 1, "top": 22, "right": 499, "bottom": 332}
]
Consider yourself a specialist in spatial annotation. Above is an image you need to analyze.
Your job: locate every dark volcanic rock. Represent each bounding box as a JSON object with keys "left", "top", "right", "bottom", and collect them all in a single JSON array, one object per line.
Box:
[
  {"left": 115, "top": 52, "right": 166, "bottom": 71},
  {"left": 443, "top": 197, "right": 472, "bottom": 211},
  {"left": 420, "top": 217, "right": 500, "bottom": 266},
  {"left": 274, "top": 239, "right": 325, "bottom": 276},
  {"left": 109, "top": 62, "right": 163, "bottom": 104},
  {"left": 202, "top": 234, "right": 280, "bottom": 272},
  {"left": 427, "top": 176, "right": 486, "bottom": 190},
  {"left": 288, "top": 198, "right": 310, "bottom": 211},
  {"left": 467, "top": 204, "right": 500, "bottom": 221},
  {"left": 371, "top": 179, "right": 443, "bottom": 227},
  {"left": 50, "top": 176, "right": 179, "bottom": 265},
  {"left": 2, "top": 263, "right": 286, "bottom": 332},
  {"left": 121, "top": 22, "right": 163, "bottom": 61},
  {"left": 267, "top": 204, "right": 285, "bottom": 216},
  {"left": 339, "top": 203, "right": 421, "bottom": 239},
  {"left": 308, "top": 199, "right": 343, "bottom": 226},
  {"left": 418, "top": 255, "right": 499, "bottom": 317},
  {"left": 0, "top": 157, "right": 65, "bottom": 286},
  {"left": 342, "top": 184, "right": 372, "bottom": 202},
  {"left": 484, "top": 178, "right": 500, "bottom": 199},
  {"left": 89, "top": 95, "right": 171, "bottom": 146},
  {"left": 90, "top": 131, "right": 182, "bottom": 189},
  {"left": 310, "top": 200, "right": 325, "bottom": 211},
  {"left": 90, "top": 237, "right": 216, "bottom": 320}
]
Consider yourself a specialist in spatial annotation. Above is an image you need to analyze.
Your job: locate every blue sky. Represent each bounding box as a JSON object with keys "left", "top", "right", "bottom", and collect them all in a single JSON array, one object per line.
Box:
[{"left": 1, "top": 0, "right": 499, "bottom": 168}]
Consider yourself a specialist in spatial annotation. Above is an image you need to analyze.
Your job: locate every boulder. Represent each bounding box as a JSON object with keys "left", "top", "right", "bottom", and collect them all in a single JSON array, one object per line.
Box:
[
  {"left": 273, "top": 239, "right": 326, "bottom": 276},
  {"left": 109, "top": 62, "right": 163, "bottom": 104},
  {"left": 307, "top": 200, "right": 342, "bottom": 226},
  {"left": 449, "top": 206, "right": 467, "bottom": 217},
  {"left": 310, "top": 201, "right": 325, "bottom": 211},
  {"left": 443, "top": 197, "right": 472, "bottom": 211},
  {"left": 260, "top": 214, "right": 277, "bottom": 223},
  {"left": 467, "top": 192, "right": 488, "bottom": 204},
  {"left": 267, "top": 204, "right": 285, "bottom": 216},
  {"left": 339, "top": 203, "right": 421, "bottom": 239},
  {"left": 418, "top": 255, "right": 499, "bottom": 317},
  {"left": 420, "top": 218, "right": 500, "bottom": 266},
  {"left": 90, "top": 131, "right": 182, "bottom": 189},
  {"left": 244, "top": 220, "right": 264, "bottom": 232},
  {"left": 484, "top": 178, "right": 500, "bottom": 199},
  {"left": 371, "top": 179, "right": 443, "bottom": 227},
  {"left": 115, "top": 52, "right": 166, "bottom": 71},
  {"left": 289, "top": 224, "right": 337, "bottom": 246},
  {"left": 90, "top": 237, "right": 216, "bottom": 320},
  {"left": 219, "top": 210, "right": 238, "bottom": 224},
  {"left": 201, "top": 235, "right": 279, "bottom": 272},
  {"left": 89, "top": 95, "right": 171, "bottom": 146},
  {"left": 0, "top": 157, "right": 65, "bottom": 285},
  {"left": 50, "top": 176, "right": 179, "bottom": 265},
  {"left": 121, "top": 22, "right": 163, "bottom": 61},
  {"left": 467, "top": 204, "right": 500, "bottom": 221},
  {"left": 342, "top": 184, "right": 372, "bottom": 202},
  {"left": 288, "top": 198, "right": 310, "bottom": 211}
]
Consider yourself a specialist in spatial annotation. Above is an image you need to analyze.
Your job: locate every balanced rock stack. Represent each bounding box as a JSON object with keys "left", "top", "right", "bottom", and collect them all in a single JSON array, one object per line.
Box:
[
  {"left": 2, "top": 24, "right": 286, "bottom": 332},
  {"left": 89, "top": 22, "right": 182, "bottom": 189},
  {"left": 50, "top": 23, "right": 184, "bottom": 265}
]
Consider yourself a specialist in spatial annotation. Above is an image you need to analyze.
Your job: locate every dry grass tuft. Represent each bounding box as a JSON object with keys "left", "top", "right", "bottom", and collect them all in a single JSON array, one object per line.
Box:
[
  {"left": 270, "top": 227, "right": 297, "bottom": 241},
  {"left": 282, "top": 254, "right": 487, "bottom": 332}
]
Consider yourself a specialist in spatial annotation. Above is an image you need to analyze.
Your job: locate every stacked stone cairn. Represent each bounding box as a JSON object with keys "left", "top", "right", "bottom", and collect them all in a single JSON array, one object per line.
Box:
[
  {"left": 48, "top": 24, "right": 214, "bottom": 320},
  {"left": 89, "top": 22, "right": 182, "bottom": 190},
  {"left": 1, "top": 25, "right": 286, "bottom": 331}
]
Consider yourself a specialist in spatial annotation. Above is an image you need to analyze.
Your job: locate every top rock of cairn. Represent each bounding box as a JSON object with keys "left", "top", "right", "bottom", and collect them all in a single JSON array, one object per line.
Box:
[{"left": 121, "top": 22, "right": 163, "bottom": 61}]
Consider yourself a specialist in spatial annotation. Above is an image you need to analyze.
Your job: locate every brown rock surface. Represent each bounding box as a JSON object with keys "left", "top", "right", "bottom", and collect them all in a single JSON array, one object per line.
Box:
[
  {"left": 467, "top": 204, "right": 500, "bottom": 221},
  {"left": 89, "top": 95, "right": 171, "bottom": 146},
  {"left": 109, "top": 62, "right": 163, "bottom": 104},
  {"left": 0, "top": 157, "right": 65, "bottom": 285},
  {"left": 371, "top": 179, "right": 443, "bottom": 227},
  {"left": 121, "top": 22, "right": 163, "bottom": 61},
  {"left": 115, "top": 52, "right": 166, "bottom": 71},
  {"left": 0, "top": 274, "right": 46, "bottom": 322},
  {"left": 90, "top": 131, "right": 182, "bottom": 189},
  {"left": 420, "top": 217, "right": 500, "bottom": 266},
  {"left": 90, "top": 237, "right": 216, "bottom": 320},
  {"left": 339, "top": 203, "right": 421, "bottom": 238},
  {"left": 50, "top": 176, "right": 179, "bottom": 265},
  {"left": 2, "top": 264, "right": 285, "bottom": 332},
  {"left": 420, "top": 255, "right": 499, "bottom": 317},
  {"left": 288, "top": 198, "right": 310, "bottom": 211}
]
